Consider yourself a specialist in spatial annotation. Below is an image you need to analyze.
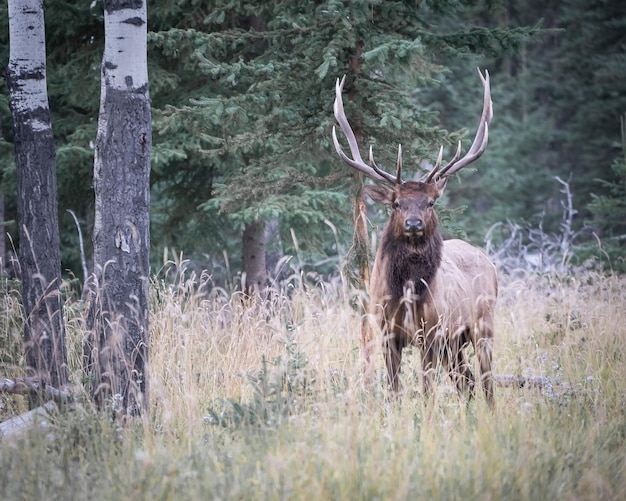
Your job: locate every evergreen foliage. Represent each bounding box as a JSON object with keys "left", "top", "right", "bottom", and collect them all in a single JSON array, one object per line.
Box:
[
  {"left": 585, "top": 116, "right": 626, "bottom": 271},
  {"left": 554, "top": 0, "right": 626, "bottom": 269},
  {"left": 1, "top": 0, "right": 624, "bottom": 278},
  {"left": 147, "top": 0, "right": 533, "bottom": 277},
  {"left": 426, "top": 0, "right": 626, "bottom": 268}
]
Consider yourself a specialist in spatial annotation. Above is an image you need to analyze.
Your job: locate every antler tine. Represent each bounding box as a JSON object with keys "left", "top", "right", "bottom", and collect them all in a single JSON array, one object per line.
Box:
[
  {"left": 368, "top": 146, "right": 394, "bottom": 183},
  {"left": 435, "top": 145, "right": 444, "bottom": 169},
  {"left": 332, "top": 76, "right": 399, "bottom": 185},
  {"left": 426, "top": 68, "right": 493, "bottom": 182},
  {"left": 425, "top": 143, "right": 457, "bottom": 183},
  {"left": 396, "top": 144, "right": 402, "bottom": 184}
]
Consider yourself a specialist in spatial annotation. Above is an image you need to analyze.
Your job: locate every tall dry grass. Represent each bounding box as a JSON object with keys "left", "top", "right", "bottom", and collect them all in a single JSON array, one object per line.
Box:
[{"left": 1, "top": 264, "right": 625, "bottom": 500}]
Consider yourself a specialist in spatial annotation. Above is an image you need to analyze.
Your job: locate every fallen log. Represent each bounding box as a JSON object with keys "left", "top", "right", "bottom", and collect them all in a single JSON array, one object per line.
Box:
[
  {"left": 0, "top": 377, "right": 74, "bottom": 402},
  {"left": 493, "top": 374, "right": 570, "bottom": 390},
  {"left": 0, "top": 401, "right": 58, "bottom": 440}
]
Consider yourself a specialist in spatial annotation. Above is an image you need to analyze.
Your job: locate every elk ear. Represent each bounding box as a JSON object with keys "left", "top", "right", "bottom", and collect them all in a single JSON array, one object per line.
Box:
[
  {"left": 363, "top": 184, "right": 394, "bottom": 205},
  {"left": 434, "top": 177, "right": 448, "bottom": 198}
]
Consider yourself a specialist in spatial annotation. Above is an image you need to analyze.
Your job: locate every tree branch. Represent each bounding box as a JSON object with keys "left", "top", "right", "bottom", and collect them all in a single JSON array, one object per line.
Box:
[
  {"left": 493, "top": 374, "right": 570, "bottom": 390},
  {"left": 0, "top": 377, "right": 75, "bottom": 403}
]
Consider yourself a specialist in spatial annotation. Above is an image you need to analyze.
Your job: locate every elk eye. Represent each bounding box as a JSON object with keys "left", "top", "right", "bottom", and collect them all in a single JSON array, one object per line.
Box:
[
  {"left": 392, "top": 201, "right": 400, "bottom": 209},
  {"left": 428, "top": 199, "right": 435, "bottom": 208}
]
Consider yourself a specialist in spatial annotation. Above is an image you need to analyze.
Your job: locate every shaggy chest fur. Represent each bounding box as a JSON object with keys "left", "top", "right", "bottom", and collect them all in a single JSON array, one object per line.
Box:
[{"left": 382, "top": 230, "right": 443, "bottom": 304}]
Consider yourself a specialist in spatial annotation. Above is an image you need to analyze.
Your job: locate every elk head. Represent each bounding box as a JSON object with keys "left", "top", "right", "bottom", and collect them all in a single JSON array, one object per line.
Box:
[
  {"left": 332, "top": 68, "right": 493, "bottom": 239},
  {"left": 363, "top": 181, "right": 446, "bottom": 245}
]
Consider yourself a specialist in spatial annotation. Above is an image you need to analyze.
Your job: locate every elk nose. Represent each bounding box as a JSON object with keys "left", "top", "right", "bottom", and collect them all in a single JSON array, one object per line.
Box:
[{"left": 404, "top": 218, "right": 423, "bottom": 233}]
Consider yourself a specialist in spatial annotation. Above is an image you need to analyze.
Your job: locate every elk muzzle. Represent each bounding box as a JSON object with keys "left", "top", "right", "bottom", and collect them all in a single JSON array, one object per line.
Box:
[{"left": 404, "top": 217, "right": 424, "bottom": 235}]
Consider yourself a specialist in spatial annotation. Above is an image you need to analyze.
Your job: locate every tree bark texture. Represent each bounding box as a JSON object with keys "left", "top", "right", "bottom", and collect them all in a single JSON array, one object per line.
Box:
[
  {"left": 346, "top": 46, "right": 374, "bottom": 375},
  {"left": 85, "top": 0, "right": 151, "bottom": 417},
  {"left": 242, "top": 220, "right": 268, "bottom": 295},
  {"left": 351, "top": 176, "right": 374, "bottom": 373},
  {"left": 7, "top": 0, "right": 68, "bottom": 391},
  {"left": 0, "top": 190, "right": 5, "bottom": 273}
]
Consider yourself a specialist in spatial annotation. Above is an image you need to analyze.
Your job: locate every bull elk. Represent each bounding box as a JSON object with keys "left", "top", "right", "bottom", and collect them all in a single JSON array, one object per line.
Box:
[{"left": 332, "top": 69, "right": 497, "bottom": 408}]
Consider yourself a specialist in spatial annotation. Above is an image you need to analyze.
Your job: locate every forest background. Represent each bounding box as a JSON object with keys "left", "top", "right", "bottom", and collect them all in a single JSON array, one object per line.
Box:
[
  {"left": 1, "top": 2, "right": 626, "bottom": 498},
  {"left": 0, "top": 0, "right": 625, "bottom": 289}
]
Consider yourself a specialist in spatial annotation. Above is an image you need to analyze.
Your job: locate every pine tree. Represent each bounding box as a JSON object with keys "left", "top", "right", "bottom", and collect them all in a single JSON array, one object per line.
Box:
[
  {"left": 0, "top": 0, "right": 551, "bottom": 288},
  {"left": 413, "top": 1, "right": 552, "bottom": 243},
  {"left": 148, "top": 0, "right": 533, "bottom": 285},
  {"left": 414, "top": 0, "right": 626, "bottom": 270},
  {"left": 586, "top": 115, "right": 626, "bottom": 271},
  {"left": 553, "top": 0, "right": 626, "bottom": 268}
]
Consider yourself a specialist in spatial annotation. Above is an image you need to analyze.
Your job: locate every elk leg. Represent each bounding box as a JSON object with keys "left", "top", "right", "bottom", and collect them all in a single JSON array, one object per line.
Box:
[
  {"left": 447, "top": 329, "right": 475, "bottom": 401},
  {"left": 421, "top": 334, "right": 441, "bottom": 401},
  {"left": 383, "top": 334, "right": 403, "bottom": 393},
  {"left": 361, "top": 318, "right": 375, "bottom": 383},
  {"left": 452, "top": 348, "right": 476, "bottom": 401},
  {"left": 476, "top": 333, "right": 494, "bottom": 410}
]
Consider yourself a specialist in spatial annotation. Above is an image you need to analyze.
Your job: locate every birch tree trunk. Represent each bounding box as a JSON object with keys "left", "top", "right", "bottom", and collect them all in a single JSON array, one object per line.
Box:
[
  {"left": 85, "top": 0, "right": 151, "bottom": 417},
  {"left": 6, "top": 0, "right": 68, "bottom": 392}
]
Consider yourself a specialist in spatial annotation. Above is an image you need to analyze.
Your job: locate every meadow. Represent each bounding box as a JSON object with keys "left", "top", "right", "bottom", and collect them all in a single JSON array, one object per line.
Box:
[{"left": 0, "top": 261, "right": 625, "bottom": 500}]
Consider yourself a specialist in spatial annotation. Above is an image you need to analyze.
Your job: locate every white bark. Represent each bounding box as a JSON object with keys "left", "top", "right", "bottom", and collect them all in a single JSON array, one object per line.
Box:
[
  {"left": 8, "top": 0, "right": 50, "bottom": 132},
  {"left": 102, "top": 8, "right": 149, "bottom": 90},
  {"left": 86, "top": 0, "right": 151, "bottom": 417},
  {"left": 95, "top": 1, "right": 149, "bottom": 143},
  {"left": 7, "top": 0, "right": 68, "bottom": 390}
]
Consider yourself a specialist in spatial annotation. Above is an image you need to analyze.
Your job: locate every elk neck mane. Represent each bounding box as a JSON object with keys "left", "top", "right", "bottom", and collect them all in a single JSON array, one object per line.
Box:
[{"left": 381, "top": 224, "right": 443, "bottom": 304}]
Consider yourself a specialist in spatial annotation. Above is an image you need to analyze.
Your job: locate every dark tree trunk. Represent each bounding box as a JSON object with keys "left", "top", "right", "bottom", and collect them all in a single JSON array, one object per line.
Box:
[
  {"left": 84, "top": 0, "right": 151, "bottom": 417},
  {"left": 352, "top": 177, "right": 371, "bottom": 287},
  {"left": 346, "top": 48, "right": 374, "bottom": 373},
  {"left": 0, "top": 188, "right": 5, "bottom": 274},
  {"left": 242, "top": 220, "right": 267, "bottom": 295},
  {"left": 351, "top": 177, "right": 374, "bottom": 371},
  {"left": 7, "top": 0, "right": 68, "bottom": 393}
]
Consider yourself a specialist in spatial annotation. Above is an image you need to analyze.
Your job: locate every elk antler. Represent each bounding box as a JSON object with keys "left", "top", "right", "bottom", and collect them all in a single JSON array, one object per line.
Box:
[
  {"left": 332, "top": 69, "right": 492, "bottom": 186},
  {"left": 424, "top": 68, "right": 493, "bottom": 182},
  {"left": 332, "top": 76, "right": 400, "bottom": 185}
]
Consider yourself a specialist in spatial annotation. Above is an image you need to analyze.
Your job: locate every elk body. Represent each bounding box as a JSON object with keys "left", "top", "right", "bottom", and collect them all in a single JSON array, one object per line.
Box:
[{"left": 332, "top": 70, "right": 498, "bottom": 408}]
